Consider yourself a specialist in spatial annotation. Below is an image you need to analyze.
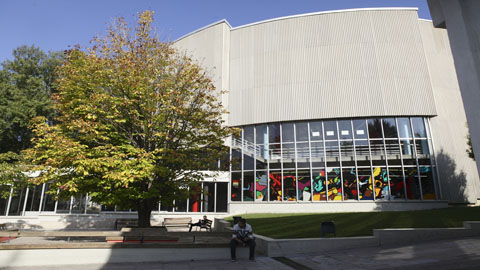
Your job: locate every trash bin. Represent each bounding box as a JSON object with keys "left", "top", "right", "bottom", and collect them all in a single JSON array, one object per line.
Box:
[{"left": 321, "top": 221, "right": 336, "bottom": 237}]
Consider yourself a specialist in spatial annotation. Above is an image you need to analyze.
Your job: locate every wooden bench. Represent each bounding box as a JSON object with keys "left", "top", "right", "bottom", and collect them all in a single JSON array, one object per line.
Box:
[
  {"left": 163, "top": 217, "right": 192, "bottom": 227},
  {"left": 114, "top": 218, "right": 138, "bottom": 230}
]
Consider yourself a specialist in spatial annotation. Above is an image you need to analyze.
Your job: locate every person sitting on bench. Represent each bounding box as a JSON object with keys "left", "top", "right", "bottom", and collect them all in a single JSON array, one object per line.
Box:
[
  {"left": 230, "top": 218, "right": 256, "bottom": 261},
  {"left": 189, "top": 215, "right": 209, "bottom": 232}
]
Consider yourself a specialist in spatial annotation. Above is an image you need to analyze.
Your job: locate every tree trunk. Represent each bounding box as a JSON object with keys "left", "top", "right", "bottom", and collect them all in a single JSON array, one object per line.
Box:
[{"left": 137, "top": 198, "right": 154, "bottom": 228}]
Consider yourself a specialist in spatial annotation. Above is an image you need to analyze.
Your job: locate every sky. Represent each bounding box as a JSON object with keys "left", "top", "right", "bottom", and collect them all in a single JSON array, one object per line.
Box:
[{"left": 0, "top": 0, "right": 432, "bottom": 62}]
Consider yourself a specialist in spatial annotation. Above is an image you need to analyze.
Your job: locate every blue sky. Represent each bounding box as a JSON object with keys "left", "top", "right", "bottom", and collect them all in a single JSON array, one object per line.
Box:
[{"left": 0, "top": 0, "right": 431, "bottom": 62}]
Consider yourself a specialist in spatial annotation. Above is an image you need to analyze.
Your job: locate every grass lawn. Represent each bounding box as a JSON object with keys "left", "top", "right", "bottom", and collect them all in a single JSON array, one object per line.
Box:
[{"left": 225, "top": 206, "right": 480, "bottom": 239}]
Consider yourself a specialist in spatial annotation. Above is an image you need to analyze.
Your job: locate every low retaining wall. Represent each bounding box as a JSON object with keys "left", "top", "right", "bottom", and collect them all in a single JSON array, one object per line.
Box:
[
  {"left": 0, "top": 247, "right": 249, "bottom": 267},
  {"left": 255, "top": 221, "right": 480, "bottom": 256}
]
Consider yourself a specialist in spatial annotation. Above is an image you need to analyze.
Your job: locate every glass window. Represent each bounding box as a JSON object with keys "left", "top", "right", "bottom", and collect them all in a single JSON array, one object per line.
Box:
[
  {"left": 244, "top": 126, "right": 254, "bottom": 144},
  {"left": 415, "top": 139, "right": 430, "bottom": 158},
  {"left": 311, "top": 141, "right": 325, "bottom": 167},
  {"left": 312, "top": 169, "right": 327, "bottom": 201},
  {"left": 230, "top": 117, "right": 436, "bottom": 204},
  {"left": 342, "top": 168, "right": 358, "bottom": 200},
  {"left": 401, "top": 139, "right": 416, "bottom": 165},
  {"left": 382, "top": 118, "right": 398, "bottom": 138},
  {"left": 243, "top": 172, "right": 254, "bottom": 201},
  {"left": 0, "top": 187, "right": 9, "bottom": 216},
  {"left": 25, "top": 185, "right": 42, "bottom": 212},
  {"left": 282, "top": 123, "right": 294, "bottom": 143},
  {"left": 373, "top": 167, "right": 389, "bottom": 200},
  {"left": 357, "top": 168, "right": 373, "bottom": 200},
  {"left": 296, "top": 122, "right": 309, "bottom": 142},
  {"left": 355, "top": 140, "right": 370, "bottom": 160},
  {"left": 283, "top": 171, "right": 297, "bottom": 201},
  {"left": 282, "top": 143, "right": 295, "bottom": 160},
  {"left": 175, "top": 197, "right": 187, "bottom": 212},
  {"left": 231, "top": 172, "right": 241, "bottom": 201},
  {"left": 385, "top": 139, "right": 401, "bottom": 157},
  {"left": 297, "top": 170, "right": 311, "bottom": 201},
  {"left": 310, "top": 121, "right": 323, "bottom": 141},
  {"left": 216, "top": 183, "right": 228, "bottom": 212},
  {"left": 398, "top": 118, "right": 413, "bottom": 138},
  {"left": 9, "top": 188, "right": 28, "bottom": 215},
  {"left": 296, "top": 142, "right": 310, "bottom": 168},
  {"left": 256, "top": 125, "right": 267, "bottom": 145},
  {"left": 269, "top": 143, "right": 281, "bottom": 169},
  {"left": 325, "top": 141, "right": 339, "bottom": 158},
  {"left": 340, "top": 141, "right": 355, "bottom": 166},
  {"left": 202, "top": 182, "right": 215, "bottom": 212},
  {"left": 353, "top": 119, "right": 368, "bottom": 139},
  {"left": 338, "top": 120, "right": 353, "bottom": 140},
  {"left": 71, "top": 194, "right": 86, "bottom": 213},
  {"left": 420, "top": 166, "right": 435, "bottom": 200},
  {"left": 269, "top": 171, "right": 282, "bottom": 201},
  {"left": 323, "top": 120, "right": 338, "bottom": 140},
  {"left": 256, "top": 171, "right": 268, "bottom": 201},
  {"left": 282, "top": 143, "right": 295, "bottom": 169},
  {"left": 256, "top": 154, "right": 267, "bottom": 170},
  {"left": 325, "top": 141, "right": 340, "bottom": 167},
  {"left": 189, "top": 185, "right": 201, "bottom": 212},
  {"left": 388, "top": 167, "right": 405, "bottom": 200},
  {"left": 368, "top": 119, "right": 383, "bottom": 139},
  {"left": 327, "top": 168, "right": 342, "bottom": 201},
  {"left": 243, "top": 154, "right": 254, "bottom": 170},
  {"left": 405, "top": 167, "right": 421, "bottom": 200},
  {"left": 256, "top": 125, "right": 268, "bottom": 169},
  {"left": 269, "top": 123, "right": 281, "bottom": 144},
  {"left": 370, "top": 139, "right": 385, "bottom": 166},
  {"left": 231, "top": 149, "right": 241, "bottom": 171},
  {"left": 412, "top": 118, "right": 427, "bottom": 138}
]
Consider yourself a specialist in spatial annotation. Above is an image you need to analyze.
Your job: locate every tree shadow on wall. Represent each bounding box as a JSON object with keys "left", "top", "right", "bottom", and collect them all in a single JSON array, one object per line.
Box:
[{"left": 436, "top": 149, "right": 468, "bottom": 203}]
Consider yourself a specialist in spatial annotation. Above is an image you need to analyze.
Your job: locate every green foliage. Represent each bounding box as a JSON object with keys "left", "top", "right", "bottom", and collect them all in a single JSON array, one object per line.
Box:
[
  {"left": 0, "top": 45, "right": 63, "bottom": 153},
  {"left": 0, "top": 46, "right": 63, "bottom": 199},
  {"left": 0, "top": 152, "right": 28, "bottom": 198},
  {"left": 26, "top": 11, "right": 235, "bottom": 226},
  {"left": 228, "top": 207, "right": 480, "bottom": 238}
]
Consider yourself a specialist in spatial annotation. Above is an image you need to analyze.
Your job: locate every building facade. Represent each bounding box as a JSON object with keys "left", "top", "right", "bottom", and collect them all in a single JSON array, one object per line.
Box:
[{"left": 1, "top": 8, "right": 479, "bottom": 228}]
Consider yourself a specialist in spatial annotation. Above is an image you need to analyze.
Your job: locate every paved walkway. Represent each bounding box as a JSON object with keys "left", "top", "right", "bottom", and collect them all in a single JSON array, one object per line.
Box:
[{"left": 2, "top": 237, "right": 480, "bottom": 270}]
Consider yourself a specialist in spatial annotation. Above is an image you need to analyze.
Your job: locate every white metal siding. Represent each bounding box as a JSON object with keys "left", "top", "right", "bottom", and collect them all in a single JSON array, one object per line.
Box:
[{"left": 229, "top": 9, "right": 437, "bottom": 126}]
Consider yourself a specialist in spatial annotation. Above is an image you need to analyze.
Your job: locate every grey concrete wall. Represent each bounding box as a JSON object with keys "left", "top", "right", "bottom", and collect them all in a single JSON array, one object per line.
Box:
[
  {"left": 228, "top": 201, "right": 448, "bottom": 215},
  {"left": 228, "top": 9, "right": 437, "bottom": 126},
  {"left": 428, "top": 0, "right": 480, "bottom": 201},
  {"left": 419, "top": 20, "right": 480, "bottom": 203}
]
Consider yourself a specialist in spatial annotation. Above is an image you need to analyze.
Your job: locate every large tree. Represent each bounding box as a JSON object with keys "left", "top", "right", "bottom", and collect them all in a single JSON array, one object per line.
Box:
[
  {"left": 0, "top": 46, "right": 63, "bottom": 197},
  {"left": 26, "top": 11, "right": 234, "bottom": 227},
  {"left": 0, "top": 45, "right": 63, "bottom": 153}
]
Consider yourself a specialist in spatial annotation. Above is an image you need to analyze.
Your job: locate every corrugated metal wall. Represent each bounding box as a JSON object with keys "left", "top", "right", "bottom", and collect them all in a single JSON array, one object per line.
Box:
[
  {"left": 419, "top": 20, "right": 480, "bottom": 203},
  {"left": 228, "top": 9, "right": 437, "bottom": 126},
  {"left": 173, "top": 21, "right": 231, "bottom": 124}
]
